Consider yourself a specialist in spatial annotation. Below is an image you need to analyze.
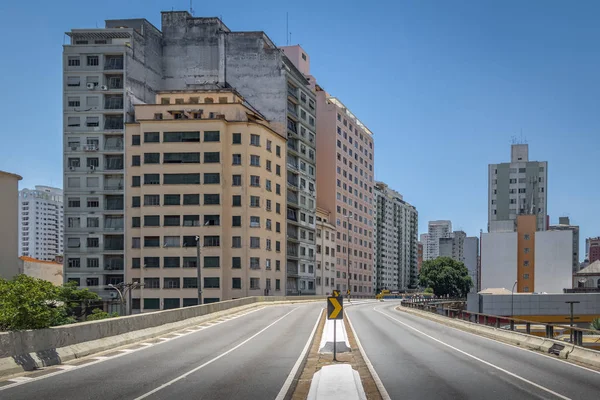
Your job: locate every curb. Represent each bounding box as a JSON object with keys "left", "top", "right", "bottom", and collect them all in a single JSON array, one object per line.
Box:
[{"left": 397, "top": 306, "right": 600, "bottom": 370}]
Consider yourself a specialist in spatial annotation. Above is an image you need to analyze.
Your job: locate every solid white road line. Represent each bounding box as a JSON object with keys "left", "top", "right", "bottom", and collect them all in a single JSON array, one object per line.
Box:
[
  {"left": 133, "top": 307, "right": 300, "bottom": 400},
  {"left": 394, "top": 305, "right": 600, "bottom": 376},
  {"left": 374, "top": 306, "right": 572, "bottom": 400},
  {"left": 275, "top": 308, "right": 323, "bottom": 400},
  {"left": 346, "top": 311, "right": 392, "bottom": 400},
  {"left": 8, "top": 377, "right": 34, "bottom": 383}
]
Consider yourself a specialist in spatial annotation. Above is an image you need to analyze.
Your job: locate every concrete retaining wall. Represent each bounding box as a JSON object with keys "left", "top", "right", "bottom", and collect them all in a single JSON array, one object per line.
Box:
[{"left": 399, "top": 306, "right": 600, "bottom": 369}]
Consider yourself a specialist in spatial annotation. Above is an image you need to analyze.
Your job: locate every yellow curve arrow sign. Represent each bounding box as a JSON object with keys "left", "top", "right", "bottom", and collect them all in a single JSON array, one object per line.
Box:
[{"left": 328, "top": 296, "right": 343, "bottom": 320}]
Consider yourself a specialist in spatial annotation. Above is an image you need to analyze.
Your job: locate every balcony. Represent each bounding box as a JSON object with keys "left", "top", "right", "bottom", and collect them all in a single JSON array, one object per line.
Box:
[
  {"left": 104, "top": 182, "right": 124, "bottom": 192},
  {"left": 287, "top": 247, "right": 299, "bottom": 259},
  {"left": 287, "top": 85, "right": 298, "bottom": 100},
  {"left": 104, "top": 96, "right": 123, "bottom": 110},
  {"left": 287, "top": 101, "right": 297, "bottom": 116},
  {"left": 104, "top": 255, "right": 124, "bottom": 271},
  {"left": 287, "top": 191, "right": 298, "bottom": 205},
  {"left": 104, "top": 156, "right": 124, "bottom": 171},
  {"left": 104, "top": 235, "right": 124, "bottom": 251},
  {"left": 287, "top": 177, "right": 299, "bottom": 189},
  {"left": 287, "top": 119, "right": 298, "bottom": 134},
  {"left": 104, "top": 56, "right": 123, "bottom": 70},
  {"left": 104, "top": 117, "right": 124, "bottom": 130},
  {"left": 286, "top": 262, "right": 299, "bottom": 277}
]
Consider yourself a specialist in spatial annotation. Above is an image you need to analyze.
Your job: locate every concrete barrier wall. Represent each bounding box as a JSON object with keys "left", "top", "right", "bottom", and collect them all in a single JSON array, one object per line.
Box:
[{"left": 0, "top": 296, "right": 326, "bottom": 358}]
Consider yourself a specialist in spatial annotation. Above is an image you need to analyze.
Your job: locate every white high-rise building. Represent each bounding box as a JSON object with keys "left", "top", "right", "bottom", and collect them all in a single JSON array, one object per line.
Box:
[
  {"left": 19, "top": 186, "right": 64, "bottom": 261},
  {"left": 488, "top": 144, "right": 548, "bottom": 232},
  {"left": 374, "top": 182, "right": 419, "bottom": 292},
  {"left": 425, "top": 220, "right": 452, "bottom": 261}
]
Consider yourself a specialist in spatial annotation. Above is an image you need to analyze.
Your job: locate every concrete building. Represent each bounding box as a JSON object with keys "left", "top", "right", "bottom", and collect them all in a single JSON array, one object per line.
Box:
[
  {"left": 0, "top": 171, "right": 22, "bottom": 279},
  {"left": 126, "top": 90, "right": 287, "bottom": 310},
  {"left": 586, "top": 237, "right": 600, "bottom": 264},
  {"left": 467, "top": 291, "right": 600, "bottom": 323},
  {"left": 417, "top": 242, "right": 423, "bottom": 273},
  {"left": 481, "top": 215, "right": 572, "bottom": 293},
  {"left": 313, "top": 86, "right": 375, "bottom": 297},
  {"left": 571, "top": 261, "right": 600, "bottom": 292},
  {"left": 488, "top": 144, "right": 548, "bottom": 233},
  {"left": 63, "top": 12, "right": 317, "bottom": 298},
  {"left": 373, "top": 182, "right": 418, "bottom": 292},
  {"left": 424, "top": 220, "right": 452, "bottom": 261},
  {"left": 549, "top": 216, "right": 579, "bottom": 273},
  {"left": 17, "top": 256, "right": 64, "bottom": 285},
  {"left": 316, "top": 208, "right": 336, "bottom": 295},
  {"left": 19, "top": 186, "right": 64, "bottom": 261},
  {"left": 464, "top": 236, "right": 480, "bottom": 293}
]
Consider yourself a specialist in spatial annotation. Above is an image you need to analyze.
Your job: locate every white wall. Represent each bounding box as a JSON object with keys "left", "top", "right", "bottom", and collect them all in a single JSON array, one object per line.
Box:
[
  {"left": 535, "top": 230, "right": 573, "bottom": 293},
  {"left": 481, "top": 232, "right": 517, "bottom": 291}
]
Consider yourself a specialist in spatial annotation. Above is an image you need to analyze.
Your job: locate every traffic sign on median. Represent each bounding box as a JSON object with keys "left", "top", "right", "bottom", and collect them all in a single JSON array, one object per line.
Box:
[
  {"left": 327, "top": 296, "right": 343, "bottom": 320},
  {"left": 332, "top": 289, "right": 341, "bottom": 297},
  {"left": 347, "top": 289, "right": 351, "bottom": 295}
]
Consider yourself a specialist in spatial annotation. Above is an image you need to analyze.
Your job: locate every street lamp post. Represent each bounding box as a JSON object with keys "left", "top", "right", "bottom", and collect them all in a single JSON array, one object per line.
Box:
[
  {"left": 108, "top": 283, "right": 125, "bottom": 316},
  {"left": 196, "top": 235, "right": 203, "bottom": 305},
  {"left": 511, "top": 280, "right": 518, "bottom": 318}
]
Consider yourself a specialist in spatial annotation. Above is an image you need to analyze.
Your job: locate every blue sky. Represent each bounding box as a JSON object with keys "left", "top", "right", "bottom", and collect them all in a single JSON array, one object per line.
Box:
[{"left": 1, "top": 0, "right": 598, "bottom": 258}]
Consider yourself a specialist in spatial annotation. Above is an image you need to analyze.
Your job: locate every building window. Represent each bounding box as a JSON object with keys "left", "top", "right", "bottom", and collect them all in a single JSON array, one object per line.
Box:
[
  {"left": 204, "top": 214, "right": 220, "bottom": 226},
  {"left": 163, "top": 152, "right": 200, "bottom": 164},
  {"left": 250, "top": 196, "right": 260, "bottom": 207},
  {"left": 232, "top": 278, "right": 242, "bottom": 289},
  {"left": 250, "top": 216, "right": 260, "bottom": 228},
  {"left": 232, "top": 257, "right": 241, "bottom": 269},
  {"left": 523, "top": 274, "right": 529, "bottom": 279},
  {"left": 250, "top": 237, "right": 260, "bottom": 248},
  {"left": 250, "top": 155, "right": 260, "bottom": 167},
  {"left": 232, "top": 216, "right": 241, "bottom": 227},
  {"left": 232, "top": 133, "right": 242, "bottom": 144},
  {"left": 204, "top": 236, "right": 221, "bottom": 247},
  {"left": 144, "top": 132, "right": 160, "bottom": 143},
  {"left": 524, "top": 248, "right": 530, "bottom": 254},
  {"left": 164, "top": 194, "right": 181, "bottom": 205},
  {"left": 163, "top": 131, "right": 200, "bottom": 142},
  {"left": 164, "top": 215, "right": 180, "bottom": 226},
  {"left": 524, "top": 260, "right": 529, "bottom": 267},
  {"left": 524, "top": 234, "right": 530, "bottom": 240},
  {"left": 204, "top": 194, "right": 220, "bottom": 205},
  {"left": 204, "top": 131, "right": 220, "bottom": 142},
  {"left": 204, "top": 256, "right": 220, "bottom": 268},
  {"left": 164, "top": 173, "right": 200, "bottom": 185},
  {"left": 144, "top": 174, "right": 160, "bottom": 185},
  {"left": 183, "top": 277, "right": 198, "bottom": 288},
  {"left": 204, "top": 277, "right": 220, "bottom": 289},
  {"left": 250, "top": 277, "right": 260, "bottom": 289},
  {"left": 183, "top": 194, "right": 200, "bottom": 205},
  {"left": 232, "top": 236, "right": 242, "bottom": 248},
  {"left": 232, "top": 175, "right": 242, "bottom": 186},
  {"left": 250, "top": 134, "right": 260, "bottom": 146},
  {"left": 87, "top": 55, "right": 99, "bottom": 66},
  {"left": 232, "top": 154, "right": 242, "bottom": 165},
  {"left": 144, "top": 195, "right": 160, "bottom": 206},
  {"left": 250, "top": 258, "right": 260, "bottom": 270},
  {"left": 132, "top": 135, "right": 140, "bottom": 146},
  {"left": 204, "top": 152, "right": 220, "bottom": 163},
  {"left": 250, "top": 176, "right": 260, "bottom": 187},
  {"left": 204, "top": 173, "right": 220, "bottom": 184},
  {"left": 232, "top": 195, "right": 242, "bottom": 207}
]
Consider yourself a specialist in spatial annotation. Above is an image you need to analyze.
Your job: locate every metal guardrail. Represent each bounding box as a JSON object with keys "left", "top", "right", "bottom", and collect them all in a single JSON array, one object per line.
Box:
[{"left": 401, "top": 299, "right": 599, "bottom": 347}]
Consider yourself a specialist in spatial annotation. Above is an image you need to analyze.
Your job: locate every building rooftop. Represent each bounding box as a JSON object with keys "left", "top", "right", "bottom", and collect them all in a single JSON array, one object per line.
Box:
[
  {"left": 577, "top": 260, "right": 600, "bottom": 275},
  {"left": 0, "top": 170, "right": 23, "bottom": 181},
  {"left": 19, "top": 256, "right": 62, "bottom": 266}
]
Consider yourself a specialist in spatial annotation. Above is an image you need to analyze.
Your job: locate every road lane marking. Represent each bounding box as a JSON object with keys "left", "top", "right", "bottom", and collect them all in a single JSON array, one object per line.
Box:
[
  {"left": 346, "top": 311, "right": 392, "bottom": 400},
  {"left": 275, "top": 308, "right": 323, "bottom": 400},
  {"left": 394, "top": 305, "right": 600, "bottom": 376},
  {"left": 133, "top": 307, "right": 301, "bottom": 400},
  {"left": 0, "top": 306, "right": 269, "bottom": 392},
  {"left": 374, "top": 307, "right": 571, "bottom": 400}
]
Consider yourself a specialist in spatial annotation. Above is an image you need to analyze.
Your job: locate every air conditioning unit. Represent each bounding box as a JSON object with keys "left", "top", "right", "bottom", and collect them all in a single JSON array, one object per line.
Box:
[
  {"left": 69, "top": 166, "right": 75, "bottom": 170},
  {"left": 89, "top": 165, "right": 95, "bottom": 171},
  {"left": 100, "top": 85, "right": 108, "bottom": 91},
  {"left": 70, "top": 146, "right": 78, "bottom": 151},
  {"left": 109, "top": 292, "right": 118, "bottom": 299},
  {"left": 86, "top": 83, "right": 95, "bottom": 90}
]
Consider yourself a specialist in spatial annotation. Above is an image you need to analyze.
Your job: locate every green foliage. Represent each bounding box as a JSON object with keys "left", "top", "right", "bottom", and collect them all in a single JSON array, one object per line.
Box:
[
  {"left": 419, "top": 257, "right": 473, "bottom": 298},
  {"left": 591, "top": 318, "right": 600, "bottom": 331},
  {"left": 86, "top": 308, "right": 119, "bottom": 321},
  {"left": 0, "top": 275, "right": 102, "bottom": 331},
  {"left": 424, "top": 287, "right": 434, "bottom": 294}
]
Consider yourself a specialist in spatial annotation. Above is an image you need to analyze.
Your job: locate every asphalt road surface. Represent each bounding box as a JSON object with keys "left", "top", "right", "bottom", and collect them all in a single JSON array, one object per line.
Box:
[
  {"left": 347, "top": 301, "right": 600, "bottom": 400},
  {"left": 0, "top": 303, "right": 322, "bottom": 400}
]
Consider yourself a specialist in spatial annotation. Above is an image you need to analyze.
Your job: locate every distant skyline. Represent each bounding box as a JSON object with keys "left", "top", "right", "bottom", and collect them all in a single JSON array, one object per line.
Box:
[{"left": 1, "top": 0, "right": 598, "bottom": 258}]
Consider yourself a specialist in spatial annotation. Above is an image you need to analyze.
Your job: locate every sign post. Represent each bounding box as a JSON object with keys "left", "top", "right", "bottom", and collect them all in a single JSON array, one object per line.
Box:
[{"left": 327, "top": 295, "right": 343, "bottom": 361}]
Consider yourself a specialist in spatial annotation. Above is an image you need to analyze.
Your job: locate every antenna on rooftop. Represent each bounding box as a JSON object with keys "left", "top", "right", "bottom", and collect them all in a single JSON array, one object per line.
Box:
[
  {"left": 286, "top": 12, "right": 289, "bottom": 45},
  {"left": 190, "top": 0, "right": 194, "bottom": 16}
]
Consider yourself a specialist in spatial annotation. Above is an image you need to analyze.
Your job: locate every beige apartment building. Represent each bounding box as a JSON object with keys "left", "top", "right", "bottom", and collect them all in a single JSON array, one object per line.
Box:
[
  {"left": 0, "top": 170, "right": 23, "bottom": 279},
  {"left": 315, "top": 87, "right": 375, "bottom": 297},
  {"left": 126, "top": 89, "right": 287, "bottom": 311},
  {"left": 316, "top": 207, "right": 336, "bottom": 295}
]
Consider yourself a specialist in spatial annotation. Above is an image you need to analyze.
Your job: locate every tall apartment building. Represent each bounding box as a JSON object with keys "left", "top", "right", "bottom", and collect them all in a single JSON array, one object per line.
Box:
[
  {"left": 316, "top": 208, "right": 336, "bottom": 295},
  {"left": 64, "top": 12, "right": 317, "bottom": 298},
  {"left": 19, "top": 186, "right": 64, "bottom": 261},
  {"left": 314, "top": 90, "right": 375, "bottom": 297},
  {"left": 586, "top": 237, "right": 600, "bottom": 264},
  {"left": 63, "top": 19, "right": 162, "bottom": 296},
  {"left": 0, "top": 171, "right": 22, "bottom": 279},
  {"left": 425, "top": 220, "right": 452, "bottom": 261},
  {"left": 439, "top": 230, "right": 479, "bottom": 292},
  {"left": 549, "top": 217, "right": 579, "bottom": 273},
  {"left": 373, "top": 182, "right": 418, "bottom": 292},
  {"left": 488, "top": 144, "right": 548, "bottom": 233},
  {"left": 126, "top": 90, "right": 287, "bottom": 310}
]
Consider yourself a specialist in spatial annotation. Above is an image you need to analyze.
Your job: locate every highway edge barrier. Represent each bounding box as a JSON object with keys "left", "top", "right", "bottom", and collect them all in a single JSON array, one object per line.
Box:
[
  {"left": 397, "top": 305, "right": 600, "bottom": 370},
  {"left": 0, "top": 296, "right": 325, "bottom": 378}
]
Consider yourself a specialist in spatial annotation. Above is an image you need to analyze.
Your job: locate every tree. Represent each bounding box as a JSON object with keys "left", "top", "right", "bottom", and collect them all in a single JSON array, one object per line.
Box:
[
  {"left": 86, "top": 308, "right": 119, "bottom": 321},
  {"left": 0, "top": 275, "right": 101, "bottom": 331},
  {"left": 419, "top": 257, "right": 473, "bottom": 298},
  {"left": 424, "top": 287, "right": 434, "bottom": 295},
  {"left": 591, "top": 318, "right": 600, "bottom": 331}
]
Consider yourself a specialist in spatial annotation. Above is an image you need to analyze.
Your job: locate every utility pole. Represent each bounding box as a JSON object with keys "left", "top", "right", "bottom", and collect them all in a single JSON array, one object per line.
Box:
[
  {"left": 196, "top": 235, "right": 203, "bottom": 305},
  {"left": 565, "top": 301, "right": 580, "bottom": 343}
]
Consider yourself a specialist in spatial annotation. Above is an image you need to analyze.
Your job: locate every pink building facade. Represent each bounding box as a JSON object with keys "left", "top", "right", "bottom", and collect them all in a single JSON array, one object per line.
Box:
[{"left": 316, "top": 88, "right": 375, "bottom": 296}]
